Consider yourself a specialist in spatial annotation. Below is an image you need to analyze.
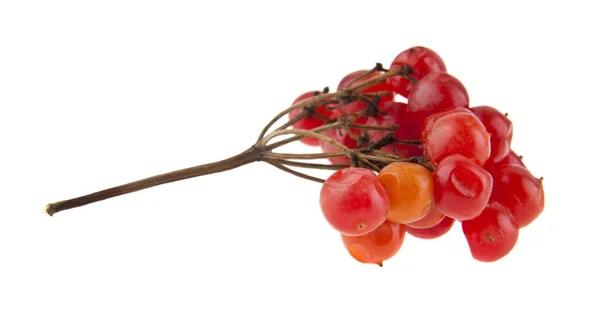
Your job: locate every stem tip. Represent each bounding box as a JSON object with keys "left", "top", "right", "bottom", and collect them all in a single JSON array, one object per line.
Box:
[{"left": 45, "top": 203, "right": 58, "bottom": 216}]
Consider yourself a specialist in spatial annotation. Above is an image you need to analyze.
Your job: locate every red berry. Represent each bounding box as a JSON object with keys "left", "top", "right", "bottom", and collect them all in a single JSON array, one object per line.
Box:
[
  {"left": 490, "top": 165, "right": 545, "bottom": 228},
  {"left": 320, "top": 168, "right": 390, "bottom": 236},
  {"left": 337, "top": 70, "right": 395, "bottom": 115},
  {"left": 406, "top": 216, "right": 455, "bottom": 239},
  {"left": 321, "top": 104, "right": 395, "bottom": 165},
  {"left": 387, "top": 46, "right": 447, "bottom": 98},
  {"left": 407, "top": 71, "right": 469, "bottom": 116},
  {"left": 378, "top": 102, "right": 424, "bottom": 158},
  {"left": 377, "top": 100, "right": 404, "bottom": 119},
  {"left": 484, "top": 149, "right": 525, "bottom": 173},
  {"left": 406, "top": 207, "right": 445, "bottom": 229},
  {"left": 288, "top": 91, "right": 334, "bottom": 146},
  {"left": 363, "top": 116, "right": 394, "bottom": 146},
  {"left": 363, "top": 102, "right": 406, "bottom": 152},
  {"left": 320, "top": 118, "right": 365, "bottom": 165},
  {"left": 470, "top": 106, "right": 513, "bottom": 164},
  {"left": 501, "top": 150, "right": 526, "bottom": 167},
  {"left": 433, "top": 154, "right": 493, "bottom": 221},
  {"left": 462, "top": 201, "right": 519, "bottom": 262},
  {"left": 421, "top": 108, "right": 491, "bottom": 165},
  {"left": 320, "top": 72, "right": 397, "bottom": 163},
  {"left": 341, "top": 221, "right": 406, "bottom": 266}
]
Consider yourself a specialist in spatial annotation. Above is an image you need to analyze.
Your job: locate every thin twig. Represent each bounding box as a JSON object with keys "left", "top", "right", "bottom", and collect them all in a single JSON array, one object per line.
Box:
[
  {"left": 256, "top": 65, "right": 412, "bottom": 142},
  {"left": 47, "top": 63, "right": 421, "bottom": 216},
  {"left": 259, "top": 128, "right": 352, "bottom": 157},
  {"left": 342, "top": 65, "right": 379, "bottom": 89},
  {"left": 275, "top": 160, "right": 350, "bottom": 170},
  {"left": 265, "top": 121, "right": 341, "bottom": 151},
  {"left": 360, "top": 159, "right": 382, "bottom": 172},
  {"left": 261, "top": 152, "right": 347, "bottom": 160},
  {"left": 46, "top": 147, "right": 261, "bottom": 215},
  {"left": 265, "top": 161, "right": 326, "bottom": 184}
]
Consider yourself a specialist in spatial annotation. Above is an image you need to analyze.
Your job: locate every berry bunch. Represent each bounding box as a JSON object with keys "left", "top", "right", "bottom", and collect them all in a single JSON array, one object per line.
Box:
[
  {"left": 46, "top": 46, "right": 544, "bottom": 267},
  {"left": 289, "top": 47, "right": 545, "bottom": 265}
]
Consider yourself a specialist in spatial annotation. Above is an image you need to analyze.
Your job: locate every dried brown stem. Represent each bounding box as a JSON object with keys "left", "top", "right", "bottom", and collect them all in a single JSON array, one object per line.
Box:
[
  {"left": 46, "top": 64, "right": 419, "bottom": 216},
  {"left": 359, "top": 159, "right": 382, "bottom": 172},
  {"left": 259, "top": 128, "right": 352, "bottom": 156},
  {"left": 342, "top": 65, "right": 380, "bottom": 89},
  {"left": 265, "top": 161, "right": 326, "bottom": 184},
  {"left": 46, "top": 147, "right": 261, "bottom": 216},
  {"left": 256, "top": 65, "right": 412, "bottom": 142},
  {"left": 275, "top": 160, "right": 350, "bottom": 171},
  {"left": 260, "top": 151, "right": 347, "bottom": 160},
  {"left": 265, "top": 121, "right": 341, "bottom": 151}
]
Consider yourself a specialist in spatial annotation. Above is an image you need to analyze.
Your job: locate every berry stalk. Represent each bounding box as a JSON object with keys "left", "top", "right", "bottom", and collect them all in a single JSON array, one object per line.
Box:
[
  {"left": 45, "top": 64, "right": 422, "bottom": 216},
  {"left": 45, "top": 147, "right": 261, "bottom": 216}
]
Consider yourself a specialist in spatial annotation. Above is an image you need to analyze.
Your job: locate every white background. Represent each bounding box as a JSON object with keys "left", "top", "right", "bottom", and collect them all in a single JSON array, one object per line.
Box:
[{"left": 1, "top": 1, "right": 598, "bottom": 323}]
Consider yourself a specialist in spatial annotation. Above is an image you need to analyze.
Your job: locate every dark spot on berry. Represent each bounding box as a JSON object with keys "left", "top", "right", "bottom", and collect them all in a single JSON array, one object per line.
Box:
[{"left": 483, "top": 232, "right": 494, "bottom": 243}]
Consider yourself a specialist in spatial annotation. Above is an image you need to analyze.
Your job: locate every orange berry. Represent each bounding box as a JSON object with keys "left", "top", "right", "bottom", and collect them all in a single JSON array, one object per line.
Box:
[
  {"left": 341, "top": 220, "right": 406, "bottom": 266},
  {"left": 378, "top": 162, "right": 434, "bottom": 223}
]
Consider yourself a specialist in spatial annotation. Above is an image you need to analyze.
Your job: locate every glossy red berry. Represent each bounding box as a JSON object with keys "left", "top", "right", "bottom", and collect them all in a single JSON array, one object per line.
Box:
[
  {"left": 471, "top": 106, "right": 513, "bottom": 164},
  {"left": 320, "top": 122, "right": 363, "bottom": 165},
  {"left": 363, "top": 101, "right": 418, "bottom": 155},
  {"left": 321, "top": 103, "right": 394, "bottom": 165},
  {"left": 406, "top": 207, "right": 445, "bottom": 229},
  {"left": 378, "top": 101, "right": 424, "bottom": 158},
  {"left": 387, "top": 46, "right": 447, "bottom": 98},
  {"left": 337, "top": 70, "right": 395, "bottom": 115},
  {"left": 484, "top": 149, "right": 525, "bottom": 173},
  {"left": 462, "top": 201, "right": 519, "bottom": 262},
  {"left": 501, "top": 150, "right": 526, "bottom": 167},
  {"left": 320, "top": 168, "right": 390, "bottom": 236},
  {"left": 421, "top": 108, "right": 491, "bottom": 165},
  {"left": 407, "top": 71, "right": 469, "bottom": 116},
  {"left": 288, "top": 91, "right": 334, "bottom": 146},
  {"left": 406, "top": 216, "right": 455, "bottom": 239},
  {"left": 433, "top": 154, "right": 493, "bottom": 221},
  {"left": 341, "top": 221, "right": 406, "bottom": 266},
  {"left": 490, "top": 165, "right": 545, "bottom": 228},
  {"left": 362, "top": 112, "right": 396, "bottom": 148}
]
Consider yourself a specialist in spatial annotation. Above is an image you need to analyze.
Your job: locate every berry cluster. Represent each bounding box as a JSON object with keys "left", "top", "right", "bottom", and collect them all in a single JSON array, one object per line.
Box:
[
  {"left": 46, "top": 46, "right": 545, "bottom": 268},
  {"left": 289, "top": 47, "right": 545, "bottom": 265}
]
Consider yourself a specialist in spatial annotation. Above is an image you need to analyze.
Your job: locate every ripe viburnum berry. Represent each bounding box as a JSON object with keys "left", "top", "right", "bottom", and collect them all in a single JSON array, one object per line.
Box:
[
  {"left": 387, "top": 46, "right": 447, "bottom": 98},
  {"left": 406, "top": 207, "right": 445, "bottom": 229},
  {"left": 320, "top": 167, "right": 390, "bottom": 236},
  {"left": 378, "top": 162, "right": 434, "bottom": 224},
  {"left": 341, "top": 220, "right": 406, "bottom": 266},
  {"left": 421, "top": 108, "right": 491, "bottom": 165},
  {"left": 462, "top": 201, "right": 519, "bottom": 262},
  {"left": 288, "top": 91, "right": 334, "bottom": 146},
  {"left": 408, "top": 71, "right": 469, "bottom": 116},
  {"left": 490, "top": 165, "right": 545, "bottom": 228},
  {"left": 406, "top": 216, "right": 455, "bottom": 240},
  {"left": 433, "top": 154, "right": 493, "bottom": 221},
  {"left": 336, "top": 70, "right": 395, "bottom": 115},
  {"left": 471, "top": 106, "right": 513, "bottom": 164}
]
